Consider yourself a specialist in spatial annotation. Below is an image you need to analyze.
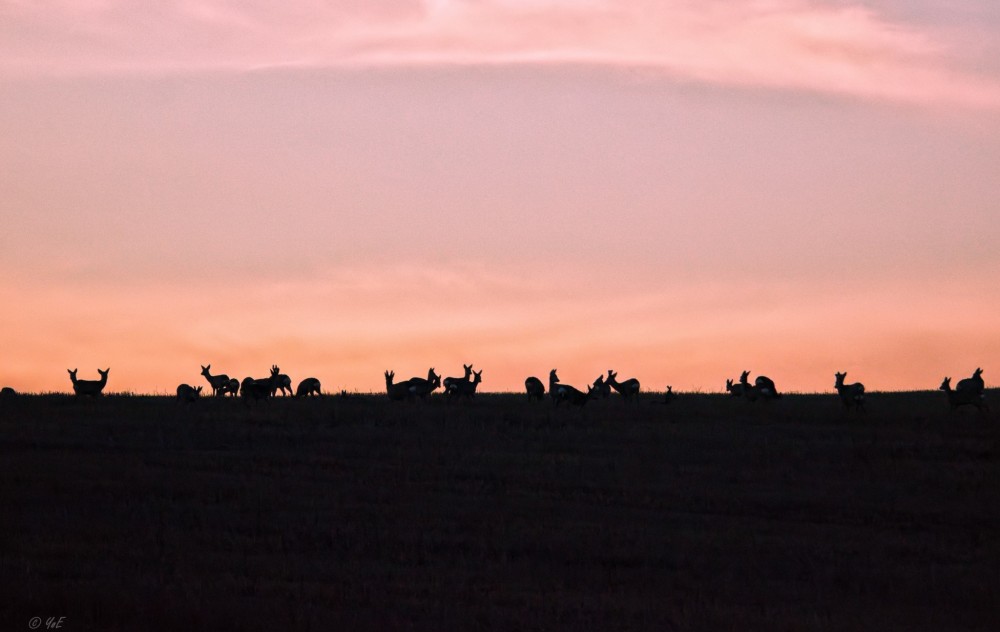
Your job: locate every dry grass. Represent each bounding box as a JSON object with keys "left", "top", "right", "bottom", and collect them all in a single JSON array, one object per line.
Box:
[{"left": 1, "top": 391, "right": 998, "bottom": 631}]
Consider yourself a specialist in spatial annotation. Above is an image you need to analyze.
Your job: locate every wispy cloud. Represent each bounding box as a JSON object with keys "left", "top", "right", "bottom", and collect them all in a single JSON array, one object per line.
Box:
[{"left": 2, "top": 0, "right": 999, "bottom": 107}]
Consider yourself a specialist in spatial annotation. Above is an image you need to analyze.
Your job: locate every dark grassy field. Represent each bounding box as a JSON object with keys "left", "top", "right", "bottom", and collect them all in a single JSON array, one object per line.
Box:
[{"left": 2, "top": 391, "right": 998, "bottom": 631}]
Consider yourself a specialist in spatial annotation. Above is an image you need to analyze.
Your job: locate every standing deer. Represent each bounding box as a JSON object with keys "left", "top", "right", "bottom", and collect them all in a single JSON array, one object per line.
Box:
[
  {"left": 221, "top": 378, "right": 240, "bottom": 397},
  {"left": 176, "top": 384, "right": 202, "bottom": 404},
  {"left": 201, "top": 365, "right": 233, "bottom": 397},
  {"left": 295, "top": 378, "right": 322, "bottom": 398},
  {"left": 271, "top": 372, "right": 293, "bottom": 397},
  {"left": 663, "top": 386, "right": 676, "bottom": 405},
  {"left": 443, "top": 364, "right": 473, "bottom": 393},
  {"left": 68, "top": 368, "right": 109, "bottom": 397},
  {"left": 592, "top": 374, "right": 611, "bottom": 399},
  {"left": 834, "top": 372, "right": 865, "bottom": 413},
  {"left": 242, "top": 365, "right": 281, "bottom": 404},
  {"left": 607, "top": 370, "right": 640, "bottom": 401},
  {"left": 559, "top": 384, "right": 595, "bottom": 407},
  {"left": 940, "top": 377, "right": 989, "bottom": 413},
  {"left": 525, "top": 376, "right": 545, "bottom": 401},
  {"left": 448, "top": 369, "right": 482, "bottom": 400},
  {"left": 549, "top": 369, "right": 562, "bottom": 403}
]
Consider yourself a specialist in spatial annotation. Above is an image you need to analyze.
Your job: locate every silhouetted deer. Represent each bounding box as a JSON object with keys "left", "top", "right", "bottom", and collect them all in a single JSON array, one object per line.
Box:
[
  {"left": 607, "top": 370, "right": 640, "bottom": 401},
  {"left": 548, "top": 369, "right": 562, "bottom": 403},
  {"left": 443, "top": 364, "right": 473, "bottom": 393},
  {"left": 272, "top": 372, "right": 293, "bottom": 397},
  {"left": 725, "top": 378, "right": 744, "bottom": 397},
  {"left": 740, "top": 370, "right": 780, "bottom": 401},
  {"left": 176, "top": 384, "right": 202, "bottom": 404},
  {"left": 834, "top": 372, "right": 865, "bottom": 413},
  {"left": 201, "top": 365, "right": 233, "bottom": 397},
  {"left": 448, "top": 369, "right": 482, "bottom": 400},
  {"left": 957, "top": 368, "right": 985, "bottom": 394},
  {"left": 738, "top": 371, "right": 758, "bottom": 402},
  {"left": 663, "top": 386, "right": 676, "bottom": 405},
  {"left": 385, "top": 370, "right": 413, "bottom": 401},
  {"left": 242, "top": 365, "right": 281, "bottom": 404},
  {"left": 295, "top": 378, "right": 322, "bottom": 398},
  {"left": 559, "top": 384, "right": 594, "bottom": 406},
  {"left": 592, "top": 374, "right": 611, "bottom": 399},
  {"left": 549, "top": 370, "right": 593, "bottom": 407},
  {"left": 221, "top": 378, "right": 240, "bottom": 396},
  {"left": 408, "top": 368, "right": 441, "bottom": 399},
  {"left": 525, "top": 376, "right": 545, "bottom": 401},
  {"left": 68, "top": 368, "right": 109, "bottom": 397},
  {"left": 384, "top": 368, "right": 439, "bottom": 401},
  {"left": 940, "top": 377, "right": 989, "bottom": 413}
]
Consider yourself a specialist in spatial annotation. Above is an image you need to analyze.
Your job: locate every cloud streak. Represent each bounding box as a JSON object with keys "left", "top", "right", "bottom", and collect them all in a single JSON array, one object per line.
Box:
[{"left": 3, "top": 0, "right": 999, "bottom": 107}]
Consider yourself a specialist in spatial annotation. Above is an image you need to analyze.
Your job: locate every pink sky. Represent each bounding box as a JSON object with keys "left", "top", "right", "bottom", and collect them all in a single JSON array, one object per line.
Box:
[{"left": 2, "top": 1, "right": 999, "bottom": 393}]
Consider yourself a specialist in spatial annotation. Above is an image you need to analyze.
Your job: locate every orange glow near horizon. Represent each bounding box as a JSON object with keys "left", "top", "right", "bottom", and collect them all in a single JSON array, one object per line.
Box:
[{"left": 2, "top": 267, "right": 998, "bottom": 395}]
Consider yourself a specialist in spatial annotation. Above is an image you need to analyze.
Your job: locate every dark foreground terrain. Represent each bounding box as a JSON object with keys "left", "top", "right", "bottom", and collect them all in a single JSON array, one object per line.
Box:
[{"left": 1, "top": 391, "right": 998, "bottom": 631}]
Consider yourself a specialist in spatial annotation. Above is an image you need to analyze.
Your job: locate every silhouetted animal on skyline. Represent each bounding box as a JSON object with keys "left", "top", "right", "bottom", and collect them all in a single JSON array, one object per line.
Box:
[
  {"left": 607, "top": 370, "right": 640, "bottom": 401},
  {"left": 176, "top": 383, "right": 202, "bottom": 404},
  {"left": 201, "top": 364, "right": 234, "bottom": 397},
  {"left": 957, "top": 368, "right": 985, "bottom": 395},
  {"left": 385, "top": 368, "right": 440, "bottom": 401},
  {"left": 241, "top": 365, "right": 281, "bottom": 404},
  {"left": 295, "top": 377, "right": 322, "bottom": 398},
  {"left": 725, "top": 378, "right": 744, "bottom": 397},
  {"left": 443, "top": 364, "right": 473, "bottom": 393},
  {"left": 68, "top": 368, "right": 109, "bottom": 397},
  {"left": 740, "top": 370, "right": 781, "bottom": 401},
  {"left": 525, "top": 376, "right": 545, "bottom": 401},
  {"left": 549, "top": 369, "right": 593, "bottom": 407},
  {"left": 385, "top": 370, "right": 412, "bottom": 401},
  {"left": 408, "top": 368, "right": 441, "bottom": 399},
  {"left": 272, "top": 373, "right": 293, "bottom": 397},
  {"left": 834, "top": 372, "right": 865, "bottom": 413},
  {"left": 447, "top": 369, "right": 482, "bottom": 400},
  {"left": 592, "top": 374, "right": 611, "bottom": 399},
  {"left": 940, "top": 377, "right": 988, "bottom": 413}
]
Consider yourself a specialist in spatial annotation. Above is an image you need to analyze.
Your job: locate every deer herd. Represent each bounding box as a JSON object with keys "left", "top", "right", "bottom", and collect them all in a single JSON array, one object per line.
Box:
[{"left": 25, "top": 364, "right": 988, "bottom": 415}]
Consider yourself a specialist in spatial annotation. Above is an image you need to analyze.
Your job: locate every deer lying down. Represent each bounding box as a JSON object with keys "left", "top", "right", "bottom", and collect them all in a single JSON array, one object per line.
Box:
[
  {"left": 607, "top": 370, "right": 640, "bottom": 401},
  {"left": 957, "top": 368, "right": 985, "bottom": 394},
  {"left": 549, "top": 370, "right": 593, "bottom": 407},
  {"left": 725, "top": 378, "right": 744, "bottom": 398}
]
